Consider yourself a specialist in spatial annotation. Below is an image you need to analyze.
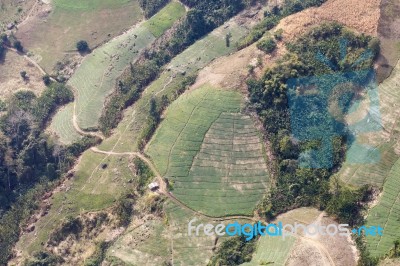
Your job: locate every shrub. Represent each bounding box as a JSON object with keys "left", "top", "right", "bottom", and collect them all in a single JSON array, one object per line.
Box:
[
  {"left": 20, "top": 70, "right": 27, "bottom": 80},
  {"left": 84, "top": 241, "right": 109, "bottom": 266},
  {"left": 76, "top": 40, "right": 89, "bottom": 53},
  {"left": 42, "top": 74, "right": 51, "bottom": 86},
  {"left": 13, "top": 40, "right": 23, "bottom": 52},
  {"left": 257, "top": 37, "right": 276, "bottom": 53},
  {"left": 274, "top": 29, "right": 283, "bottom": 40},
  {"left": 0, "top": 33, "right": 7, "bottom": 42}
]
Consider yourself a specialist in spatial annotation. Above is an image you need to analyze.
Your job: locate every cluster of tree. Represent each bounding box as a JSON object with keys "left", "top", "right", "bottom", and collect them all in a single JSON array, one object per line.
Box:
[
  {"left": 84, "top": 241, "right": 110, "bottom": 266},
  {"left": 250, "top": 23, "right": 379, "bottom": 223},
  {"left": 0, "top": 82, "right": 99, "bottom": 264},
  {"left": 24, "top": 251, "right": 64, "bottom": 266},
  {"left": 139, "top": 0, "right": 170, "bottom": 18},
  {"left": 249, "top": 23, "right": 381, "bottom": 265},
  {"left": 133, "top": 157, "right": 154, "bottom": 194},
  {"left": 99, "top": 0, "right": 252, "bottom": 136},
  {"left": 113, "top": 193, "right": 135, "bottom": 227},
  {"left": 237, "top": 0, "right": 327, "bottom": 49},
  {"left": 208, "top": 235, "right": 257, "bottom": 265}
]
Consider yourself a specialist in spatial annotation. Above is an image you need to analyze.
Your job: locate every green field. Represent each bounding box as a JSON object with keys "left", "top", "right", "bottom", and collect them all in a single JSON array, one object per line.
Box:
[
  {"left": 49, "top": 1, "right": 185, "bottom": 140},
  {"left": 144, "top": 1, "right": 186, "bottom": 37},
  {"left": 338, "top": 61, "right": 400, "bottom": 187},
  {"left": 242, "top": 235, "right": 296, "bottom": 266},
  {"left": 147, "top": 86, "right": 269, "bottom": 216},
  {"left": 53, "top": 0, "right": 132, "bottom": 10},
  {"left": 338, "top": 61, "right": 400, "bottom": 257},
  {"left": 48, "top": 103, "right": 81, "bottom": 144},
  {"left": 71, "top": 25, "right": 156, "bottom": 130},
  {"left": 99, "top": 16, "right": 252, "bottom": 152},
  {"left": 15, "top": 150, "right": 136, "bottom": 256},
  {"left": 366, "top": 157, "right": 400, "bottom": 257},
  {"left": 15, "top": 0, "right": 143, "bottom": 72}
]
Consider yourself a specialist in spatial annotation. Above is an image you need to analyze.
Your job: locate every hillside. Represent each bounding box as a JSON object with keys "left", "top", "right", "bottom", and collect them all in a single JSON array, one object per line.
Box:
[{"left": 0, "top": 0, "right": 399, "bottom": 265}]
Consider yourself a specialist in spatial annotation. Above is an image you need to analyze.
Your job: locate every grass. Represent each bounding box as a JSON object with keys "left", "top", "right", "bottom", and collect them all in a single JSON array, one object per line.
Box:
[
  {"left": 15, "top": 0, "right": 143, "bottom": 72},
  {"left": 53, "top": 0, "right": 132, "bottom": 10},
  {"left": 98, "top": 16, "right": 251, "bottom": 152},
  {"left": 337, "top": 60, "right": 400, "bottom": 257},
  {"left": 15, "top": 150, "right": 136, "bottom": 256},
  {"left": 0, "top": 51, "right": 46, "bottom": 100},
  {"left": 107, "top": 200, "right": 240, "bottom": 265},
  {"left": 107, "top": 218, "right": 171, "bottom": 265},
  {"left": 366, "top": 157, "right": 400, "bottom": 258},
  {"left": 70, "top": 25, "right": 155, "bottom": 130},
  {"left": 242, "top": 235, "right": 296, "bottom": 266},
  {"left": 147, "top": 85, "right": 269, "bottom": 216},
  {"left": 143, "top": 1, "right": 186, "bottom": 37},
  {"left": 147, "top": 85, "right": 242, "bottom": 174},
  {"left": 48, "top": 103, "right": 81, "bottom": 144},
  {"left": 49, "top": 1, "right": 186, "bottom": 134},
  {"left": 338, "top": 60, "right": 400, "bottom": 187},
  {"left": 0, "top": 0, "right": 36, "bottom": 31}
]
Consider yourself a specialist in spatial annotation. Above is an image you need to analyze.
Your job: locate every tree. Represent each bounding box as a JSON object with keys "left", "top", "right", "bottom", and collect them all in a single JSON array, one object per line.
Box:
[
  {"left": 20, "top": 71, "right": 27, "bottom": 80},
  {"left": 0, "top": 33, "right": 7, "bottom": 42},
  {"left": 0, "top": 40, "right": 4, "bottom": 59},
  {"left": 76, "top": 40, "right": 89, "bottom": 53},
  {"left": 225, "top": 32, "right": 232, "bottom": 47},
  {"left": 42, "top": 74, "right": 51, "bottom": 86},
  {"left": 13, "top": 40, "right": 23, "bottom": 52}
]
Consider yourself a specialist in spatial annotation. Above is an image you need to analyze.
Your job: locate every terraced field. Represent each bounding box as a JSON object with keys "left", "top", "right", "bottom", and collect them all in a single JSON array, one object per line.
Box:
[
  {"left": 147, "top": 85, "right": 269, "bottom": 216},
  {"left": 242, "top": 235, "right": 296, "bottom": 266},
  {"left": 48, "top": 103, "right": 81, "bottom": 144},
  {"left": 172, "top": 113, "right": 269, "bottom": 216},
  {"left": 366, "top": 157, "right": 400, "bottom": 257},
  {"left": 71, "top": 1, "right": 185, "bottom": 130},
  {"left": 49, "top": 1, "right": 185, "bottom": 143},
  {"left": 15, "top": 150, "right": 138, "bottom": 256},
  {"left": 338, "top": 61, "right": 400, "bottom": 187},
  {"left": 336, "top": 60, "right": 400, "bottom": 257},
  {"left": 143, "top": 1, "right": 186, "bottom": 37},
  {"left": 98, "top": 13, "right": 254, "bottom": 152}
]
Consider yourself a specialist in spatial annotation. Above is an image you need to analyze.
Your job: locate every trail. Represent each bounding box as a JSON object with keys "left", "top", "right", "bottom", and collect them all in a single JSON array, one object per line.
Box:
[
  {"left": 72, "top": 97, "right": 105, "bottom": 140},
  {"left": 15, "top": 0, "right": 40, "bottom": 29},
  {"left": 90, "top": 147, "right": 255, "bottom": 222},
  {"left": 4, "top": 46, "right": 48, "bottom": 76}
]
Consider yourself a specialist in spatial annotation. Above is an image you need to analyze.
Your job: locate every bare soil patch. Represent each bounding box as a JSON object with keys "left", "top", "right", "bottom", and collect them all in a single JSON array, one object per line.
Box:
[{"left": 276, "top": 208, "right": 358, "bottom": 266}]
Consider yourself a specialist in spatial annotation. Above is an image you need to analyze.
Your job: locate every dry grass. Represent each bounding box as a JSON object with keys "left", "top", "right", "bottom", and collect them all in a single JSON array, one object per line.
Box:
[
  {"left": 15, "top": 0, "right": 143, "bottom": 72},
  {"left": 278, "top": 0, "right": 381, "bottom": 41},
  {"left": 0, "top": 50, "right": 46, "bottom": 100}
]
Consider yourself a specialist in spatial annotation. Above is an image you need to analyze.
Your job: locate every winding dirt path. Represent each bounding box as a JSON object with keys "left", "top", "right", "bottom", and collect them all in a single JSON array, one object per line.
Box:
[
  {"left": 71, "top": 99, "right": 105, "bottom": 140},
  {"left": 4, "top": 46, "right": 48, "bottom": 76},
  {"left": 90, "top": 147, "right": 255, "bottom": 222}
]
